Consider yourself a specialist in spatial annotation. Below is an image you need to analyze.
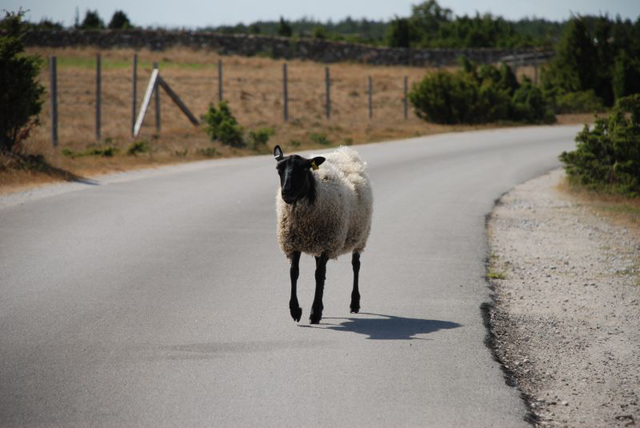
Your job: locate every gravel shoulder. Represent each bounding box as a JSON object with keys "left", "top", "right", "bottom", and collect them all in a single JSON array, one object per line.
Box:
[{"left": 487, "top": 168, "right": 640, "bottom": 427}]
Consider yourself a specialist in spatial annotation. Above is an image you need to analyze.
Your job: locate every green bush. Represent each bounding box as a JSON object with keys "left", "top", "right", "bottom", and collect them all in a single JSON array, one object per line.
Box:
[
  {"left": 204, "top": 101, "right": 244, "bottom": 147},
  {"left": 555, "top": 90, "right": 604, "bottom": 114},
  {"left": 312, "top": 26, "right": 327, "bottom": 40},
  {"left": 410, "top": 59, "right": 555, "bottom": 125},
  {"left": 248, "top": 127, "right": 275, "bottom": 150},
  {"left": 511, "top": 79, "right": 556, "bottom": 123},
  {"left": 410, "top": 71, "right": 469, "bottom": 124},
  {"left": 309, "top": 132, "right": 331, "bottom": 145},
  {"left": 61, "top": 146, "right": 119, "bottom": 158},
  {"left": 560, "top": 94, "right": 640, "bottom": 197},
  {"left": 127, "top": 140, "right": 151, "bottom": 155},
  {"left": 0, "top": 11, "right": 45, "bottom": 153}
]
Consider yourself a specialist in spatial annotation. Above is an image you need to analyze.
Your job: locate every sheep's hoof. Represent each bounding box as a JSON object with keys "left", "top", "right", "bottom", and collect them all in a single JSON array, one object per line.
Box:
[
  {"left": 309, "top": 311, "right": 322, "bottom": 324},
  {"left": 350, "top": 303, "right": 360, "bottom": 314},
  {"left": 290, "top": 306, "right": 302, "bottom": 322}
]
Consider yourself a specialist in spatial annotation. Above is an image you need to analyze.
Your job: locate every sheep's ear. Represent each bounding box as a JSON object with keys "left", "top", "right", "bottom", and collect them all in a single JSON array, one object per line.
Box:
[
  {"left": 309, "top": 156, "right": 325, "bottom": 170},
  {"left": 274, "top": 145, "right": 284, "bottom": 161}
]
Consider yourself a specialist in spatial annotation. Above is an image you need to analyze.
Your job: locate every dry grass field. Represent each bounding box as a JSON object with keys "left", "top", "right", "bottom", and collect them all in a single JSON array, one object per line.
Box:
[{"left": 1, "top": 46, "right": 592, "bottom": 192}]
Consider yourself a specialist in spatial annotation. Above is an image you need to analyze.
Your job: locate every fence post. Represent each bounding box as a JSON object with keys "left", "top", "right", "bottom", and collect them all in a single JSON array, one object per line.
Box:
[
  {"left": 218, "top": 59, "right": 223, "bottom": 102},
  {"left": 403, "top": 76, "right": 408, "bottom": 120},
  {"left": 50, "top": 56, "right": 58, "bottom": 147},
  {"left": 154, "top": 62, "right": 160, "bottom": 133},
  {"left": 283, "top": 63, "right": 289, "bottom": 122},
  {"left": 325, "top": 66, "right": 331, "bottom": 120},
  {"left": 131, "top": 53, "right": 137, "bottom": 137},
  {"left": 96, "top": 53, "right": 101, "bottom": 141},
  {"left": 368, "top": 76, "right": 372, "bottom": 119}
]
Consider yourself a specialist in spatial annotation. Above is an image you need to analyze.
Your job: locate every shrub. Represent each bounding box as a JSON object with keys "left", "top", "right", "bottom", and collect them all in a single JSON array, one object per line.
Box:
[
  {"left": 409, "top": 71, "right": 469, "bottom": 124},
  {"left": 0, "top": 11, "right": 45, "bottom": 153},
  {"left": 312, "top": 26, "right": 327, "bottom": 40},
  {"left": 309, "top": 132, "right": 331, "bottom": 145},
  {"left": 409, "top": 68, "right": 509, "bottom": 124},
  {"left": 555, "top": 90, "right": 604, "bottom": 114},
  {"left": 204, "top": 101, "right": 244, "bottom": 147},
  {"left": 248, "top": 127, "right": 275, "bottom": 150},
  {"left": 62, "top": 146, "right": 119, "bottom": 158},
  {"left": 560, "top": 94, "right": 640, "bottom": 197},
  {"left": 410, "top": 59, "right": 554, "bottom": 125},
  {"left": 127, "top": 140, "right": 151, "bottom": 155},
  {"left": 511, "top": 79, "right": 556, "bottom": 123}
]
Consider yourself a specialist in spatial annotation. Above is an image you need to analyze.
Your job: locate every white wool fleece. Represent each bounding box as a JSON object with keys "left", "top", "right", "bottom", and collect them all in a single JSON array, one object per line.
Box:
[{"left": 276, "top": 146, "right": 373, "bottom": 259}]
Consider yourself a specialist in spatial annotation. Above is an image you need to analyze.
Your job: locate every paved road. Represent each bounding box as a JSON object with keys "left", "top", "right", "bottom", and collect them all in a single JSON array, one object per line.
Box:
[{"left": 0, "top": 126, "right": 579, "bottom": 427}]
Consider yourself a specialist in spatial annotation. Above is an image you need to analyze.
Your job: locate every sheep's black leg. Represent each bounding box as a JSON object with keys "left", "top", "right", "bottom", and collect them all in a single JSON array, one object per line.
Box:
[
  {"left": 350, "top": 252, "right": 361, "bottom": 313},
  {"left": 289, "top": 251, "right": 302, "bottom": 322},
  {"left": 310, "top": 253, "right": 328, "bottom": 324}
]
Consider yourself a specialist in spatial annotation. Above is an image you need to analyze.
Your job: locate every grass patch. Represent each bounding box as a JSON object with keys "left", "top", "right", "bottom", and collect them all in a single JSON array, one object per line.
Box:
[
  {"left": 559, "top": 177, "right": 640, "bottom": 228},
  {"left": 197, "top": 147, "right": 218, "bottom": 157},
  {"left": 127, "top": 140, "right": 151, "bottom": 156},
  {"left": 487, "top": 270, "right": 507, "bottom": 280},
  {"left": 309, "top": 132, "right": 331, "bottom": 145},
  {"left": 62, "top": 146, "right": 119, "bottom": 158}
]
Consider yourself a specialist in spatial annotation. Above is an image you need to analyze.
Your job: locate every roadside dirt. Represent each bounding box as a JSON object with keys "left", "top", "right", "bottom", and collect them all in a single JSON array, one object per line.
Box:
[{"left": 487, "top": 169, "right": 640, "bottom": 427}]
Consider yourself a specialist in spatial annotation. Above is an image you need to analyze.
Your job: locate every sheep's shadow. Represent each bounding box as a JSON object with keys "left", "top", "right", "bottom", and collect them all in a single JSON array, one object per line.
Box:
[{"left": 303, "top": 312, "right": 461, "bottom": 340}]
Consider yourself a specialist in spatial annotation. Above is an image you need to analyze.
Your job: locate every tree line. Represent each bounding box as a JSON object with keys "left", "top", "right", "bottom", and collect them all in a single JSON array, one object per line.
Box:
[{"left": 24, "top": 1, "right": 635, "bottom": 49}]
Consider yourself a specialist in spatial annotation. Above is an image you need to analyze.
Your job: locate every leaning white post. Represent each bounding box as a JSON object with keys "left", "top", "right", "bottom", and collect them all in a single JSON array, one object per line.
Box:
[{"left": 133, "top": 68, "right": 160, "bottom": 138}]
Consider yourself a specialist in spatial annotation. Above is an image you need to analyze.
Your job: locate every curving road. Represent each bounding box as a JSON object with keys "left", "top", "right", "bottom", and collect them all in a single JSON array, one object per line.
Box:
[{"left": 0, "top": 126, "right": 579, "bottom": 426}]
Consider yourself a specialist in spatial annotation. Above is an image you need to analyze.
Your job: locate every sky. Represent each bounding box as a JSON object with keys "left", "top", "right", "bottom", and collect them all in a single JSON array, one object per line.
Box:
[{"left": 4, "top": 0, "right": 640, "bottom": 28}]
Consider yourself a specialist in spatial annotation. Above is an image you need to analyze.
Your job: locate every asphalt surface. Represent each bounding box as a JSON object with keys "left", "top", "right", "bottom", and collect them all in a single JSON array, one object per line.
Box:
[{"left": 0, "top": 126, "right": 579, "bottom": 427}]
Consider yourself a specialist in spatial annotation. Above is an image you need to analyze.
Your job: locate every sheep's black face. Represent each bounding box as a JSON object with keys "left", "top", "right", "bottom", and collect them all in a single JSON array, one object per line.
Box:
[{"left": 274, "top": 145, "right": 325, "bottom": 205}]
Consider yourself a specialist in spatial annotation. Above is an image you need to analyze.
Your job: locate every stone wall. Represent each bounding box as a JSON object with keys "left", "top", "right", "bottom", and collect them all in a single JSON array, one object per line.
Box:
[{"left": 23, "top": 29, "right": 551, "bottom": 67}]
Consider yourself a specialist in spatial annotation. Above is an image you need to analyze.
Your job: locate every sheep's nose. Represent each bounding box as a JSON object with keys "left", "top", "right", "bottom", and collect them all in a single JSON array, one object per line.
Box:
[{"left": 281, "top": 193, "right": 295, "bottom": 204}]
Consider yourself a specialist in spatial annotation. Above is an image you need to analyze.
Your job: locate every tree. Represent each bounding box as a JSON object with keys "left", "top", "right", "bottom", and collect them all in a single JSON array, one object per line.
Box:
[
  {"left": 409, "top": 0, "right": 452, "bottom": 44},
  {"left": 81, "top": 10, "right": 105, "bottom": 30},
  {"left": 542, "top": 18, "right": 601, "bottom": 102},
  {"left": 0, "top": 11, "right": 45, "bottom": 152},
  {"left": 613, "top": 51, "right": 640, "bottom": 101},
  {"left": 277, "top": 17, "right": 292, "bottom": 37},
  {"left": 108, "top": 10, "right": 132, "bottom": 30},
  {"left": 386, "top": 17, "right": 411, "bottom": 48}
]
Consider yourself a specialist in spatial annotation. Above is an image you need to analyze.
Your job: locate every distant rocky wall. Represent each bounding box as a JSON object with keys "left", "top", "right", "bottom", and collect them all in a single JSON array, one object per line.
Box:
[{"left": 23, "top": 30, "right": 550, "bottom": 67}]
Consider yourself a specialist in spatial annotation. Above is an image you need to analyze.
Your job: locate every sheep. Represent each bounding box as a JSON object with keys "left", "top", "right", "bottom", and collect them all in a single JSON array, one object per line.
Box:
[{"left": 273, "top": 144, "right": 373, "bottom": 324}]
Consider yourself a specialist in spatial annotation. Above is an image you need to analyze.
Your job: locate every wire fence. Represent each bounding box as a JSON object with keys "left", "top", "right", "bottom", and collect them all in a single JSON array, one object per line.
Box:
[{"left": 44, "top": 52, "right": 426, "bottom": 148}]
